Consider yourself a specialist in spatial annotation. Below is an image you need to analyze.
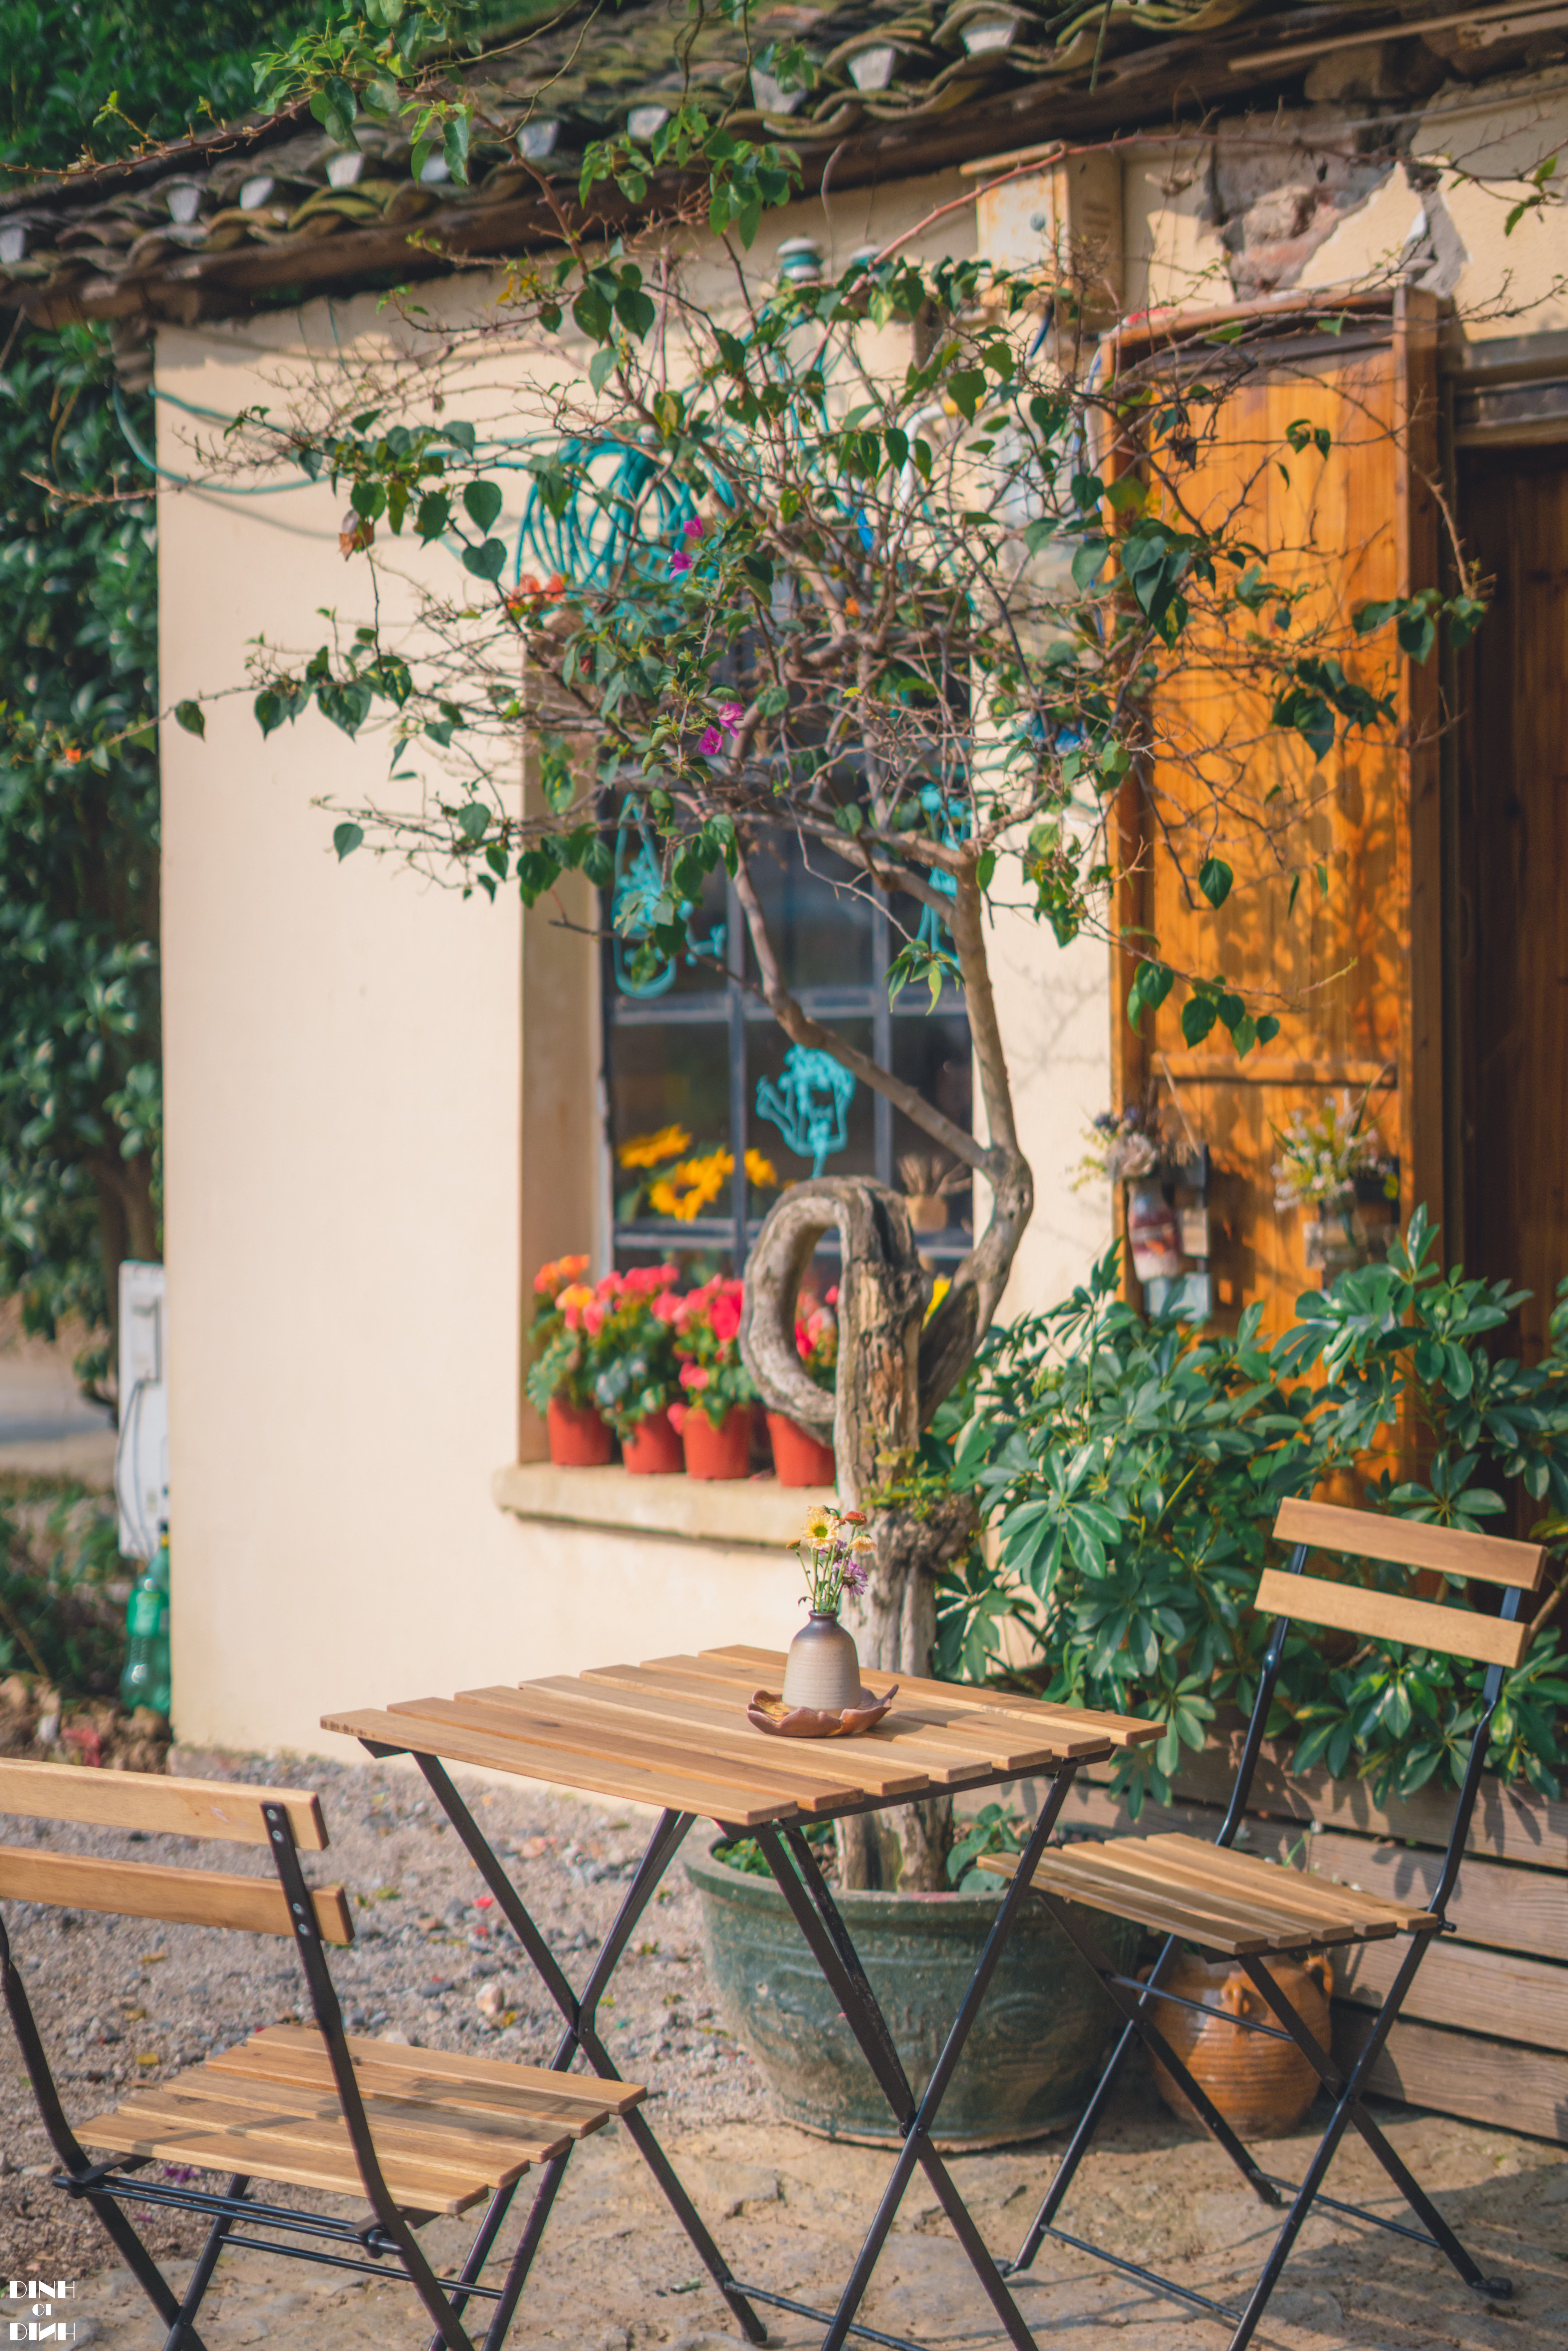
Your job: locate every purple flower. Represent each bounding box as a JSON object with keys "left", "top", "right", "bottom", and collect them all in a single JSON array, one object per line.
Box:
[
  {"left": 669, "top": 553, "right": 692, "bottom": 576},
  {"left": 683, "top": 517, "right": 705, "bottom": 540},
  {"left": 697, "top": 725, "right": 723, "bottom": 755},
  {"left": 841, "top": 1557, "right": 870, "bottom": 1597},
  {"left": 720, "top": 702, "right": 744, "bottom": 734}
]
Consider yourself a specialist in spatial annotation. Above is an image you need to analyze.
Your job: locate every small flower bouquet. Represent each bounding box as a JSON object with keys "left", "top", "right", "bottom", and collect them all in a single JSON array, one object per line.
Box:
[
  {"left": 795, "top": 1504, "right": 874, "bottom": 1616},
  {"left": 1272, "top": 1091, "right": 1398, "bottom": 1272},
  {"left": 1072, "top": 1105, "right": 1168, "bottom": 1190}
]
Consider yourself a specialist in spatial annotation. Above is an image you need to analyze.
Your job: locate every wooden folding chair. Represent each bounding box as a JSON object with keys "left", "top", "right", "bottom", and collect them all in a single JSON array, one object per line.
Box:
[
  {"left": 979, "top": 1497, "right": 1544, "bottom": 2350},
  {"left": 0, "top": 1761, "right": 645, "bottom": 2351}
]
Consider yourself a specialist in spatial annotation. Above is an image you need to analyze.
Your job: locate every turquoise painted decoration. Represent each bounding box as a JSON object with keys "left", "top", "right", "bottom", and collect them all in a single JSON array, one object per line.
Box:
[
  {"left": 755, "top": 1046, "right": 856, "bottom": 1176},
  {"left": 915, "top": 780, "right": 961, "bottom": 957},
  {"left": 612, "top": 824, "right": 725, "bottom": 997}
]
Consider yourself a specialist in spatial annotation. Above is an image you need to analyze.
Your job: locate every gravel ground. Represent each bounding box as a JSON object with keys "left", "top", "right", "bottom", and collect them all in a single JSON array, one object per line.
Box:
[{"left": 2, "top": 1748, "right": 1566, "bottom": 2349}]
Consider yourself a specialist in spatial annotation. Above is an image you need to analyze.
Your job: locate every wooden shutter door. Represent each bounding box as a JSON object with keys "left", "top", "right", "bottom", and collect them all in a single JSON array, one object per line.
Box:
[{"left": 1110, "top": 289, "right": 1440, "bottom": 1334}]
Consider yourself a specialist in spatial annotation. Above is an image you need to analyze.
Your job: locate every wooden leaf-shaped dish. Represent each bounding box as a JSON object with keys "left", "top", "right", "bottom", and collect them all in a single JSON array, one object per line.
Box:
[{"left": 746, "top": 1686, "right": 899, "bottom": 1738}]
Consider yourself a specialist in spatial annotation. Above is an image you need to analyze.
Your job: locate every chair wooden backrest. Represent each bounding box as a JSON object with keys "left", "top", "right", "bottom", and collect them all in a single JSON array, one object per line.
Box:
[
  {"left": 0, "top": 1761, "right": 352, "bottom": 1944},
  {"left": 1260, "top": 1496, "right": 1546, "bottom": 1671}
]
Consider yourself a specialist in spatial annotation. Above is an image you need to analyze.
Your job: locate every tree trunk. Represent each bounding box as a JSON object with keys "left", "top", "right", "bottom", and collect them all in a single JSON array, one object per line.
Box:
[{"left": 740, "top": 1177, "right": 976, "bottom": 1890}]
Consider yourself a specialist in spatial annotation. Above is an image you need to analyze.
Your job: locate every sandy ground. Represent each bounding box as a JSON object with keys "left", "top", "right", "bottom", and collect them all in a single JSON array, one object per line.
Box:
[{"left": 1, "top": 1748, "right": 1564, "bottom": 2349}]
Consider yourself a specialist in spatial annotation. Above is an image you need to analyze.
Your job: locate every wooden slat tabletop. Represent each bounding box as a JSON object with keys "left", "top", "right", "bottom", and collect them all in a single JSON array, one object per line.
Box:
[{"left": 322, "top": 1647, "right": 1160, "bottom": 1824}]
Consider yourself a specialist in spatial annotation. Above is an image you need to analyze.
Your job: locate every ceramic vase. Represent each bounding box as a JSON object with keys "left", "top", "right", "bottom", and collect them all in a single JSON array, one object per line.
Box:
[
  {"left": 682, "top": 1404, "right": 752, "bottom": 1480},
  {"left": 546, "top": 1397, "right": 613, "bottom": 1467},
  {"left": 622, "top": 1408, "right": 684, "bottom": 1475},
  {"left": 767, "top": 1411, "right": 836, "bottom": 1489},
  {"left": 781, "top": 1611, "right": 862, "bottom": 1711},
  {"left": 1144, "top": 1949, "right": 1334, "bottom": 2136}
]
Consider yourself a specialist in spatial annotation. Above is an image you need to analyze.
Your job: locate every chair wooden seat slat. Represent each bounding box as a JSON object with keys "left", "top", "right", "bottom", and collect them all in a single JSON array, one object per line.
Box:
[
  {"left": 2, "top": 1769, "right": 643, "bottom": 2350},
  {"left": 987, "top": 1498, "right": 1536, "bottom": 2349}
]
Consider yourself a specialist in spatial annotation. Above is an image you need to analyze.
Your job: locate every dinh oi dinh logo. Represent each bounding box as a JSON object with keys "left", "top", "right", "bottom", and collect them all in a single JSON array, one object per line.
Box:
[{"left": 6, "top": 2281, "right": 80, "bottom": 2343}]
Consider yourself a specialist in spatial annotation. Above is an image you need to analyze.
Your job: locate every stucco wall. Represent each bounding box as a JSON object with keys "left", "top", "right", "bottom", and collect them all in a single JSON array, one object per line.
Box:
[{"left": 156, "top": 173, "right": 1036, "bottom": 1759}]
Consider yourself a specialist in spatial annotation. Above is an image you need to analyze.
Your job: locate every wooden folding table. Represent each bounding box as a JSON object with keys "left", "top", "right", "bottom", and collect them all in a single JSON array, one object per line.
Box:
[{"left": 323, "top": 1646, "right": 1158, "bottom": 2351}]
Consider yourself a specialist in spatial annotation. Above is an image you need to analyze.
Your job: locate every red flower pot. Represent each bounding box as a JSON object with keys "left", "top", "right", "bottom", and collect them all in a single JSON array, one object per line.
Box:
[
  {"left": 546, "top": 1397, "right": 613, "bottom": 1467},
  {"left": 682, "top": 1404, "right": 752, "bottom": 1480},
  {"left": 767, "top": 1411, "right": 836, "bottom": 1488},
  {"left": 622, "top": 1408, "right": 684, "bottom": 1475}
]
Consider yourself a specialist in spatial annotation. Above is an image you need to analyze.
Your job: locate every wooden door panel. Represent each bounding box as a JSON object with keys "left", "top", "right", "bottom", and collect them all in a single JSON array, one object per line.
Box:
[
  {"left": 1462, "top": 449, "right": 1568, "bottom": 1360},
  {"left": 1111, "top": 297, "right": 1437, "bottom": 1335}
]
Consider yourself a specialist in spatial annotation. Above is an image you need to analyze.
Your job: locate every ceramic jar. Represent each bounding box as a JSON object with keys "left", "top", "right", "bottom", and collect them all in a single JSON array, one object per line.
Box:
[
  {"left": 781, "top": 1611, "right": 862, "bottom": 1711},
  {"left": 1144, "top": 1949, "right": 1334, "bottom": 2136}
]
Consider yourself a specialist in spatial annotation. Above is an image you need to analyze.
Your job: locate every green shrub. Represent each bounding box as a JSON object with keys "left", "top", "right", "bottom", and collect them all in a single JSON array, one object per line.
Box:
[
  {"left": 933, "top": 1210, "right": 1568, "bottom": 1812},
  {"left": 0, "top": 1476, "right": 126, "bottom": 1696}
]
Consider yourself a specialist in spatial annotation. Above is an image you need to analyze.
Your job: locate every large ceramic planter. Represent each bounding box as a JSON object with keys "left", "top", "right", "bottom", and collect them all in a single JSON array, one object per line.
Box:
[
  {"left": 767, "top": 1411, "right": 836, "bottom": 1488},
  {"left": 686, "top": 1836, "right": 1139, "bottom": 2148},
  {"left": 682, "top": 1404, "right": 751, "bottom": 1479},
  {"left": 546, "top": 1397, "right": 613, "bottom": 1467}
]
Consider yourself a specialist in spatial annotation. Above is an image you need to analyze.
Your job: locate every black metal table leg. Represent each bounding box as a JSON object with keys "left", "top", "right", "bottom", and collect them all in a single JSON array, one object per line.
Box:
[
  {"left": 406, "top": 1751, "right": 767, "bottom": 2345},
  {"left": 746, "top": 1763, "right": 1082, "bottom": 2351}
]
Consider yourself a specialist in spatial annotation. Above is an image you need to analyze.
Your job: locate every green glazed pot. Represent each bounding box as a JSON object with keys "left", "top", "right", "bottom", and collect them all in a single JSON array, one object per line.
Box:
[{"left": 684, "top": 1836, "right": 1139, "bottom": 2148}]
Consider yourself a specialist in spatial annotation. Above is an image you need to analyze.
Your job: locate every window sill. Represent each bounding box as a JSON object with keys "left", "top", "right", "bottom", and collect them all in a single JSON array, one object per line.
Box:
[{"left": 492, "top": 1461, "right": 832, "bottom": 1552}]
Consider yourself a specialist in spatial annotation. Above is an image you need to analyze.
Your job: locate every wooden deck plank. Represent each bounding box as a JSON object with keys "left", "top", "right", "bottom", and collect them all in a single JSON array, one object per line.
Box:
[
  {"left": 318, "top": 1707, "right": 802, "bottom": 1828},
  {"left": 226, "top": 2026, "right": 646, "bottom": 2115},
  {"left": 1062, "top": 1840, "right": 1375, "bottom": 1946},
  {"left": 0, "top": 1761, "right": 328, "bottom": 1851},
  {"left": 695, "top": 1648, "right": 1154, "bottom": 1748},
  {"left": 387, "top": 1692, "right": 860, "bottom": 1815},
  {"left": 1254, "top": 1569, "right": 1531, "bottom": 1670},
  {"left": 1274, "top": 1498, "right": 1547, "bottom": 1591},
  {"left": 570, "top": 1666, "right": 1060, "bottom": 1777},
  {"left": 1334, "top": 1935, "right": 1568, "bottom": 2050},
  {"left": 0, "top": 1846, "right": 352, "bottom": 1944}
]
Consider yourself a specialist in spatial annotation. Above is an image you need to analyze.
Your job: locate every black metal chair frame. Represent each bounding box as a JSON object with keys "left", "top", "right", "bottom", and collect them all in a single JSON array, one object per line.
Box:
[
  {"left": 1, "top": 1801, "right": 581, "bottom": 2351},
  {"left": 997, "top": 1538, "right": 1523, "bottom": 2349},
  {"left": 370, "top": 1737, "right": 1088, "bottom": 2351}
]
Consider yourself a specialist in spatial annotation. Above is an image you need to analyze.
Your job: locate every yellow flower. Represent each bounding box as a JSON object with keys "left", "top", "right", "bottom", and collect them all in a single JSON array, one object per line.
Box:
[
  {"left": 651, "top": 1149, "right": 733, "bottom": 1221},
  {"left": 619, "top": 1124, "right": 693, "bottom": 1170},
  {"left": 745, "top": 1149, "right": 780, "bottom": 1189},
  {"left": 923, "top": 1276, "right": 951, "bottom": 1325}
]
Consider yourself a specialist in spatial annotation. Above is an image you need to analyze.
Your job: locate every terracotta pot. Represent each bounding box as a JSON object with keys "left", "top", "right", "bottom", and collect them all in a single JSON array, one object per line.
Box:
[
  {"left": 781, "top": 1612, "right": 862, "bottom": 1710},
  {"left": 682, "top": 1404, "right": 752, "bottom": 1480},
  {"left": 1144, "top": 1949, "right": 1334, "bottom": 2137},
  {"left": 546, "top": 1397, "right": 613, "bottom": 1468},
  {"left": 622, "top": 1408, "right": 685, "bottom": 1475},
  {"left": 767, "top": 1411, "right": 836, "bottom": 1488},
  {"left": 904, "top": 1192, "right": 948, "bottom": 1234}
]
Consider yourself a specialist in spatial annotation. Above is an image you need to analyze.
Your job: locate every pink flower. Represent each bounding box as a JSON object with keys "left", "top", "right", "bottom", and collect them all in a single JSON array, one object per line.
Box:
[
  {"left": 720, "top": 702, "right": 743, "bottom": 733},
  {"left": 582, "top": 1300, "right": 606, "bottom": 1337},
  {"left": 697, "top": 725, "right": 722, "bottom": 755},
  {"left": 825, "top": 1284, "right": 840, "bottom": 1306},
  {"left": 710, "top": 1290, "right": 743, "bottom": 1343},
  {"left": 668, "top": 1399, "right": 688, "bottom": 1433},
  {"left": 795, "top": 1320, "right": 810, "bottom": 1354},
  {"left": 652, "top": 1291, "right": 683, "bottom": 1323},
  {"left": 670, "top": 553, "right": 692, "bottom": 575},
  {"left": 680, "top": 1362, "right": 710, "bottom": 1390},
  {"left": 683, "top": 517, "right": 704, "bottom": 540}
]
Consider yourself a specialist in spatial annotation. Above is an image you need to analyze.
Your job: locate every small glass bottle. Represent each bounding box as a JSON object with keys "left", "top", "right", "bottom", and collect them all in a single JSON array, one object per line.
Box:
[{"left": 120, "top": 1526, "right": 171, "bottom": 1717}]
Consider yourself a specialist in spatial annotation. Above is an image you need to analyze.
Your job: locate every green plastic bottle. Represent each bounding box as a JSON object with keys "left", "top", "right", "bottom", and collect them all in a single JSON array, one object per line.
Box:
[{"left": 120, "top": 1527, "right": 171, "bottom": 1718}]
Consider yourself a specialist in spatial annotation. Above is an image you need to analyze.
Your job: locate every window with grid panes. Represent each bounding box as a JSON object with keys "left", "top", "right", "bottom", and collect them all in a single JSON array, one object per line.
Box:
[{"left": 605, "top": 822, "right": 974, "bottom": 1272}]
